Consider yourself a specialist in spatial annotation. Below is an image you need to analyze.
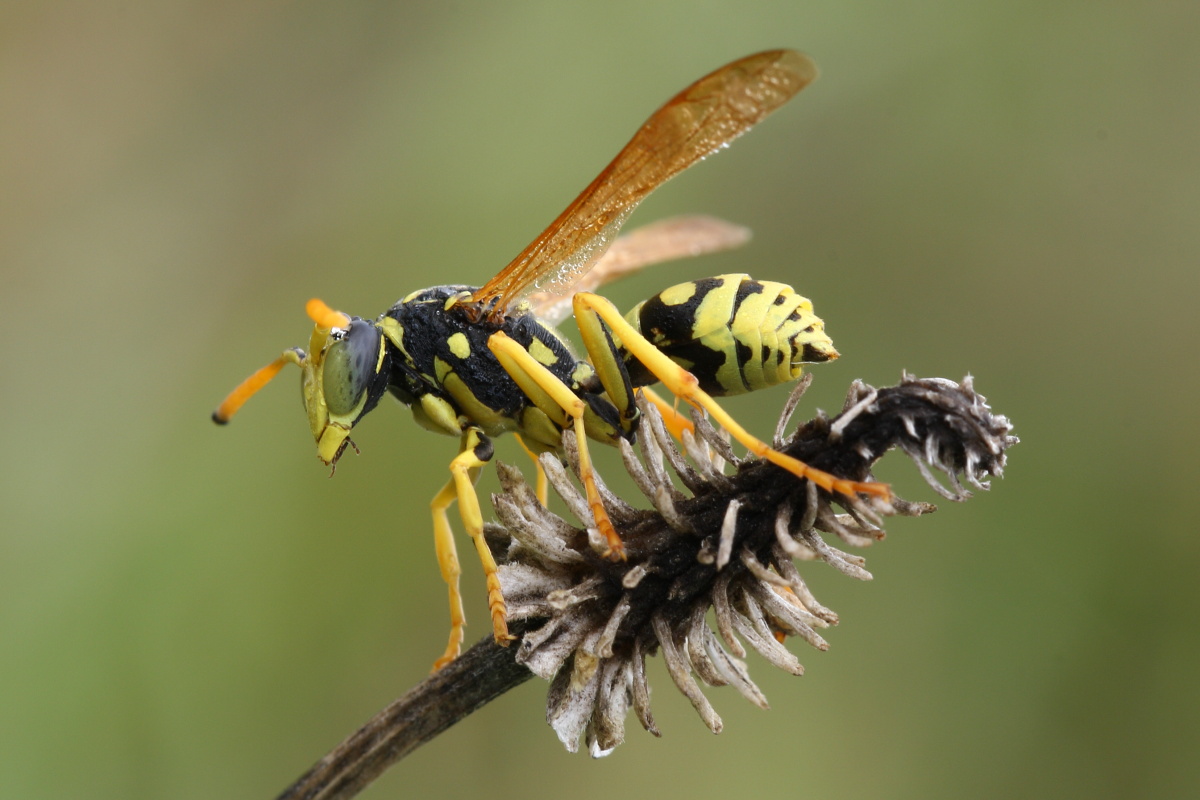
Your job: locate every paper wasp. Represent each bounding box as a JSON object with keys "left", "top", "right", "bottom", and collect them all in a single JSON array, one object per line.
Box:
[{"left": 213, "top": 49, "right": 890, "bottom": 670}]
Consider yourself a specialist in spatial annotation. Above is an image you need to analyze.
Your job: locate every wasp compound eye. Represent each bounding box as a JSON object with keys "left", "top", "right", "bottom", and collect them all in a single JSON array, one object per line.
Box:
[{"left": 321, "top": 319, "right": 381, "bottom": 417}]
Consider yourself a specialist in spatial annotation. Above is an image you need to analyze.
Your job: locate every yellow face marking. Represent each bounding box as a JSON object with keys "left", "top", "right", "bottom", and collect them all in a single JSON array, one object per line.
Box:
[
  {"left": 448, "top": 332, "right": 471, "bottom": 360},
  {"left": 528, "top": 338, "right": 559, "bottom": 367}
]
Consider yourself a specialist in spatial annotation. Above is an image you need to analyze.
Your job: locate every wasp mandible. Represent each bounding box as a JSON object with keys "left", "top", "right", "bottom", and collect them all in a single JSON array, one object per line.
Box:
[{"left": 214, "top": 50, "right": 891, "bottom": 670}]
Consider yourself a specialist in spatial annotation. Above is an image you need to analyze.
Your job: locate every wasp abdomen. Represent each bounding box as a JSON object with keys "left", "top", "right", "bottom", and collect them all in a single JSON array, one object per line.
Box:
[{"left": 622, "top": 273, "right": 837, "bottom": 397}]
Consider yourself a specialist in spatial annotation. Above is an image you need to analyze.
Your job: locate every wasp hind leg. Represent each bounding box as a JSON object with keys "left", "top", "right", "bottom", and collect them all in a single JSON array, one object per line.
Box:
[
  {"left": 488, "top": 332, "right": 627, "bottom": 560},
  {"left": 636, "top": 385, "right": 694, "bottom": 442},
  {"left": 514, "top": 434, "right": 550, "bottom": 506},
  {"left": 571, "top": 292, "right": 892, "bottom": 502},
  {"left": 429, "top": 427, "right": 514, "bottom": 672}
]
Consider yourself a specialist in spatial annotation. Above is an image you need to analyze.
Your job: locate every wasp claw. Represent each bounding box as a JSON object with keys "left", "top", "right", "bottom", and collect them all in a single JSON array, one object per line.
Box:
[
  {"left": 833, "top": 479, "right": 892, "bottom": 500},
  {"left": 603, "top": 540, "right": 628, "bottom": 561}
]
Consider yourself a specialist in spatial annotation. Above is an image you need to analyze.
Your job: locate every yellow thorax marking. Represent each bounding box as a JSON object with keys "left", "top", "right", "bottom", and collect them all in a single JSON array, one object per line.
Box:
[
  {"left": 447, "top": 332, "right": 471, "bottom": 360},
  {"left": 528, "top": 338, "right": 559, "bottom": 367}
]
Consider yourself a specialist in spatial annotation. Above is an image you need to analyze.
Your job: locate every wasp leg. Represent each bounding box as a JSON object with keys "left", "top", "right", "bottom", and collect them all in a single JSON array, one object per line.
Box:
[
  {"left": 514, "top": 434, "right": 550, "bottom": 506},
  {"left": 430, "top": 428, "right": 514, "bottom": 672},
  {"left": 572, "top": 292, "right": 892, "bottom": 502},
  {"left": 429, "top": 478, "right": 467, "bottom": 671},
  {"left": 638, "top": 386, "right": 694, "bottom": 442},
  {"left": 572, "top": 298, "right": 693, "bottom": 443},
  {"left": 488, "top": 332, "right": 627, "bottom": 561}
]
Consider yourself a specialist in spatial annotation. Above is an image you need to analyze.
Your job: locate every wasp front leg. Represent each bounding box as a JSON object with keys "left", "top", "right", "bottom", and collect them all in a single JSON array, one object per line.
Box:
[
  {"left": 488, "top": 332, "right": 627, "bottom": 560},
  {"left": 430, "top": 427, "right": 514, "bottom": 672},
  {"left": 572, "top": 292, "right": 892, "bottom": 502}
]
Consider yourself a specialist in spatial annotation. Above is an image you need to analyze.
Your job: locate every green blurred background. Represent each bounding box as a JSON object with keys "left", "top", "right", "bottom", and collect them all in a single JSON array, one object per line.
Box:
[{"left": 3, "top": 1, "right": 1197, "bottom": 798}]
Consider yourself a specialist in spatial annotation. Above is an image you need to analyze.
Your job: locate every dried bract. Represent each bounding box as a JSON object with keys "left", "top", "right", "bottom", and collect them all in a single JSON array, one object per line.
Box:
[{"left": 488, "top": 374, "right": 1016, "bottom": 756}]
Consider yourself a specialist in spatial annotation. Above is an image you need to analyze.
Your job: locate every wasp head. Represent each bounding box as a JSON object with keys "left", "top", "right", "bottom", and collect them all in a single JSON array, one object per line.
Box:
[{"left": 213, "top": 299, "right": 390, "bottom": 468}]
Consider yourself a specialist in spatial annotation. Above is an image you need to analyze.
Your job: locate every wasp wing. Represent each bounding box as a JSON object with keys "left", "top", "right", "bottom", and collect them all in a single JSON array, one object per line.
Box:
[
  {"left": 527, "top": 215, "right": 751, "bottom": 326},
  {"left": 472, "top": 49, "right": 817, "bottom": 316}
]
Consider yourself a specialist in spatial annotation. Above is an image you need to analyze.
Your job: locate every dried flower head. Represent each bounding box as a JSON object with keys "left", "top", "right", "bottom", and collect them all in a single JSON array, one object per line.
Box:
[{"left": 487, "top": 374, "right": 1017, "bottom": 756}]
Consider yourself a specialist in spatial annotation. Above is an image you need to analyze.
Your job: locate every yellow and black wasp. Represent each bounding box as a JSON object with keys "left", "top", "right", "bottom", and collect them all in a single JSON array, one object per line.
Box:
[{"left": 213, "top": 49, "right": 890, "bottom": 670}]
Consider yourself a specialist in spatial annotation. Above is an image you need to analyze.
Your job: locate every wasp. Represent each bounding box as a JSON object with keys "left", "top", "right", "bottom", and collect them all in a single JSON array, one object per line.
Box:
[{"left": 213, "top": 50, "right": 890, "bottom": 670}]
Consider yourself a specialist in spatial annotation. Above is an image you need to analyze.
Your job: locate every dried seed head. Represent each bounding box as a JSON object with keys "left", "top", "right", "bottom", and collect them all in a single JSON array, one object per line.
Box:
[{"left": 489, "top": 375, "right": 1017, "bottom": 756}]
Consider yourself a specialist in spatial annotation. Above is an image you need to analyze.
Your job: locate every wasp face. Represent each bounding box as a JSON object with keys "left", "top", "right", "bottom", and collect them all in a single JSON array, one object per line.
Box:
[{"left": 301, "top": 315, "right": 390, "bottom": 466}]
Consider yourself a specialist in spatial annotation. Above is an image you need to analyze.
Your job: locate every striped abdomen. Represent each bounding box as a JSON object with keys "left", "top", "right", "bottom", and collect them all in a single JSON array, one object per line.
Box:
[{"left": 621, "top": 273, "right": 837, "bottom": 396}]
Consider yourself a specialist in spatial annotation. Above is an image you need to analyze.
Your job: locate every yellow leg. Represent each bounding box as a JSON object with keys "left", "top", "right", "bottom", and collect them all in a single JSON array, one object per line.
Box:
[
  {"left": 430, "top": 429, "right": 514, "bottom": 672},
  {"left": 429, "top": 479, "right": 466, "bottom": 671},
  {"left": 573, "top": 292, "right": 892, "bottom": 502},
  {"left": 514, "top": 434, "right": 550, "bottom": 506},
  {"left": 489, "top": 332, "right": 627, "bottom": 560},
  {"left": 639, "top": 386, "right": 694, "bottom": 442}
]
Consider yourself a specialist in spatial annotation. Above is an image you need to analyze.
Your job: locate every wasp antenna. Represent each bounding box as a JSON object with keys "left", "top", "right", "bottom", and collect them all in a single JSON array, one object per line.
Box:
[
  {"left": 306, "top": 298, "right": 351, "bottom": 330},
  {"left": 212, "top": 350, "right": 303, "bottom": 424}
]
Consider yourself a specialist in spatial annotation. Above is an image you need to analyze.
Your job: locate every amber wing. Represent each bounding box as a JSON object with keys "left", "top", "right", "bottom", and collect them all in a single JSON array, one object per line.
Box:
[
  {"left": 472, "top": 49, "right": 818, "bottom": 316},
  {"left": 526, "top": 215, "right": 752, "bottom": 326}
]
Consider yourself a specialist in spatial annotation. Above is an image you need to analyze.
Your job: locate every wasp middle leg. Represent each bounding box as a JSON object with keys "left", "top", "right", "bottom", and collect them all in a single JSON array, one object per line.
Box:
[{"left": 487, "top": 331, "right": 628, "bottom": 561}]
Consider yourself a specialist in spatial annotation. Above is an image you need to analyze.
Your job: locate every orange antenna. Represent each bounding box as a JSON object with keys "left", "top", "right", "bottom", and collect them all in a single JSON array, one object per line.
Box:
[
  {"left": 212, "top": 351, "right": 302, "bottom": 424},
  {"left": 306, "top": 298, "right": 350, "bottom": 330}
]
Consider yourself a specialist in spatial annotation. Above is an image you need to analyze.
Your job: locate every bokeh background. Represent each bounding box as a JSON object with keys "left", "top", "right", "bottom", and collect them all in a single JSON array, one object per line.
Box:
[{"left": 3, "top": 1, "right": 1197, "bottom": 798}]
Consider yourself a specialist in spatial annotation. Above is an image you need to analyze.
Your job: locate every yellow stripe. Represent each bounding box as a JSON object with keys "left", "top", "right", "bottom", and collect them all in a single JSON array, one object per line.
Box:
[
  {"left": 762, "top": 285, "right": 800, "bottom": 385},
  {"left": 691, "top": 276, "right": 742, "bottom": 393},
  {"left": 730, "top": 284, "right": 774, "bottom": 391}
]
